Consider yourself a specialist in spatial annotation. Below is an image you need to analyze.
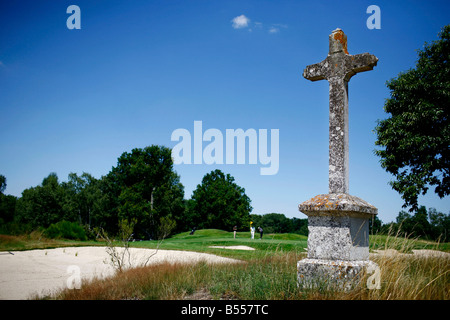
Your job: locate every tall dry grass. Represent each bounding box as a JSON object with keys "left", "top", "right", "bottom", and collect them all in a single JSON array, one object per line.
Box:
[
  {"left": 326, "top": 229, "right": 450, "bottom": 300},
  {"left": 361, "top": 234, "right": 449, "bottom": 300},
  {"left": 368, "top": 253, "right": 449, "bottom": 300},
  {"left": 54, "top": 261, "right": 211, "bottom": 300}
]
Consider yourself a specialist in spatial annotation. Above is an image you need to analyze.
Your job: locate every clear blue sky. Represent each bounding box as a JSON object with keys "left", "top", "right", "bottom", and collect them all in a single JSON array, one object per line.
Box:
[{"left": 1, "top": 0, "right": 449, "bottom": 223}]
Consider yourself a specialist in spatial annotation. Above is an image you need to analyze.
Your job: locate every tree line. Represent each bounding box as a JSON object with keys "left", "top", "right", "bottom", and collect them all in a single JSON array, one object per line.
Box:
[
  {"left": 249, "top": 213, "right": 308, "bottom": 235},
  {"left": 250, "top": 208, "right": 449, "bottom": 242},
  {"left": 372, "top": 206, "right": 450, "bottom": 242},
  {"left": 0, "top": 145, "right": 255, "bottom": 239}
]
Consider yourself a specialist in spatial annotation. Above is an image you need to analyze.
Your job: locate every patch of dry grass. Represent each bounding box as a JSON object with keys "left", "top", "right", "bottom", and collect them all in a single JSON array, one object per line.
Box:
[{"left": 51, "top": 261, "right": 218, "bottom": 300}]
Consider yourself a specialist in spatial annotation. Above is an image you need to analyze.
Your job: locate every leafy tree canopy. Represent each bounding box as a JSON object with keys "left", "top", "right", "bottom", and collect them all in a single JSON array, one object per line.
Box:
[
  {"left": 375, "top": 25, "right": 450, "bottom": 211},
  {"left": 110, "top": 145, "right": 183, "bottom": 238},
  {"left": 0, "top": 175, "right": 6, "bottom": 194},
  {"left": 190, "top": 169, "right": 252, "bottom": 231},
  {"left": 0, "top": 174, "right": 16, "bottom": 225}
]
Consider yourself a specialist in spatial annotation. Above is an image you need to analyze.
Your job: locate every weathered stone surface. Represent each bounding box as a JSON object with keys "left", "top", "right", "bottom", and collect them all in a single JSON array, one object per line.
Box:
[
  {"left": 307, "top": 215, "right": 370, "bottom": 261},
  {"left": 303, "top": 28, "right": 378, "bottom": 83},
  {"left": 328, "top": 77, "right": 349, "bottom": 194},
  {"left": 298, "top": 193, "right": 378, "bottom": 217},
  {"left": 303, "top": 28, "right": 378, "bottom": 194},
  {"left": 297, "top": 258, "right": 377, "bottom": 290},
  {"left": 299, "top": 194, "right": 376, "bottom": 261}
]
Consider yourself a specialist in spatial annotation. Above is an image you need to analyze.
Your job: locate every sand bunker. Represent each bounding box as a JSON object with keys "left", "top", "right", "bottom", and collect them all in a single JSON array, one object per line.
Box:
[
  {"left": 371, "top": 249, "right": 450, "bottom": 258},
  {"left": 0, "top": 246, "right": 240, "bottom": 300}
]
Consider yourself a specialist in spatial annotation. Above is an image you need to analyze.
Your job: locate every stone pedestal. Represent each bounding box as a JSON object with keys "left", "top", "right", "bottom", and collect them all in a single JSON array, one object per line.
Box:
[
  {"left": 297, "top": 193, "right": 378, "bottom": 290},
  {"left": 299, "top": 28, "right": 379, "bottom": 290}
]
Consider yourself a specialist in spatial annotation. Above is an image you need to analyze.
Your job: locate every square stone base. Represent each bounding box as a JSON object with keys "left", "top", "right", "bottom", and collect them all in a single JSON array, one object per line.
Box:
[
  {"left": 297, "top": 258, "right": 378, "bottom": 291},
  {"left": 298, "top": 194, "right": 378, "bottom": 261},
  {"left": 307, "top": 215, "right": 370, "bottom": 260}
]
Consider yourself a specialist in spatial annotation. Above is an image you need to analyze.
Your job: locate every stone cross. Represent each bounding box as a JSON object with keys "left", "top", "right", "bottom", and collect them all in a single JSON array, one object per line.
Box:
[
  {"left": 303, "top": 28, "right": 378, "bottom": 194},
  {"left": 298, "top": 29, "right": 379, "bottom": 290}
]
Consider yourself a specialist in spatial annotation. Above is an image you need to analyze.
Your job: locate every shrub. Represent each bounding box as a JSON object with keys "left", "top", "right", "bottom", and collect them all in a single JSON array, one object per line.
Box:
[
  {"left": 0, "top": 221, "right": 34, "bottom": 235},
  {"left": 45, "top": 221, "right": 87, "bottom": 241}
]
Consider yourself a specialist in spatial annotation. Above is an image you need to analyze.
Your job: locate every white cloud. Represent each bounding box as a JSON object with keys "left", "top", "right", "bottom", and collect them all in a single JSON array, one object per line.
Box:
[
  {"left": 231, "top": 15, "right": 250, "bottom": 29},
  {"left": 231, "top": 15, "right": 288, "bottom": 34},
  {"left": 273, "top": 23, "right": 288, "bottom": 29},
  {"left": 268, "top": 24, "right": 287, "bottom": 34}
]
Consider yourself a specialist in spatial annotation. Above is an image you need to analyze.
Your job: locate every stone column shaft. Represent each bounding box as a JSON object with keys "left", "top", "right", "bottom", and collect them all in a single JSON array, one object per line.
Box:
[{"left": 328, "top": 77, "right": 349, "bottom": 194}]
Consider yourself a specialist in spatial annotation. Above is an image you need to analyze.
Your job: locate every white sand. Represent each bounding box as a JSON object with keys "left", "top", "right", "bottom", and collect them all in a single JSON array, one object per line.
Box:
[
  {"left": 0, "top": 246, "right": 240, "bottom": 300},
  {"left": 371, "top": 249, "right": 450, "bottom": 258}
]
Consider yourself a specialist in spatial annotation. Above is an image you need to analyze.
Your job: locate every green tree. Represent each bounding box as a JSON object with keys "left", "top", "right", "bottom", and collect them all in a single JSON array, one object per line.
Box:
[
  {"left": 250, "top": 213, "right": 308, "bottom": 235},
  {"left": 182, "top": 198, "right": 199, "bottom": 232},
  {"left": 395, "top": 206, "right": 432, "bottom": 239},
  {"left": 190, "top": 169, "right": 252, "bottom": 230},
  {"left": 110, "top": 145, "right": 183, "bottom": 238},
  {"left": 0, "top": 175, "right": 6, "bottom": 194},
  {"left": 291, "top": 217, "right": 308, "bottom": 236},
  {"left": 428, "top": 207, "right": 450, "bottom": 241},
  {"left": 0, "top": 175, "right": 17, "bottom": 225},
  {"left": 369, "top": 215, "right": 383, "bottom": 234},
  {"left": 375, "top": 25, "right": 450, "bottom": 211},
  {"left": 0, "top": 194, "right": 16, "bottom": 225},
  {"left": 412, "top": 206, "right": 432, "bottom": 238},
  {"left": 90, "top": 173, "right": 121, "bottom": 235},
  {"left": 16, "top": 173, "right": 65, "bottom": 228},
  {"left": 253, "top": 213, "right": 292, "bottom": 233},
  {"left": 62, "top": 172, "right": 104, "bottom": 229},
  {"left": 153, "top": 171, "right": 185, "bottom": 234},
  {"left": 395, "top": 210, "right": 415, "bottom": 236}
]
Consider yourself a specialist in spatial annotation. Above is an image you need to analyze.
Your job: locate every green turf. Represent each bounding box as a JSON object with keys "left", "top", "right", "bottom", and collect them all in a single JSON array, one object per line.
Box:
[{"left": 131, "top": 229, "right": 308, "bottom": 260}]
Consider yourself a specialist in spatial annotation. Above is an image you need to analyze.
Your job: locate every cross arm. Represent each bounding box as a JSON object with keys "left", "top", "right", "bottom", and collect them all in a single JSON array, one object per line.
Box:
[
  {"left": 303, "top": 60, "right": 328, "bottom": 82},
  {"left": 344, "top": 53, "right": 378, "bottom": 80}
]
